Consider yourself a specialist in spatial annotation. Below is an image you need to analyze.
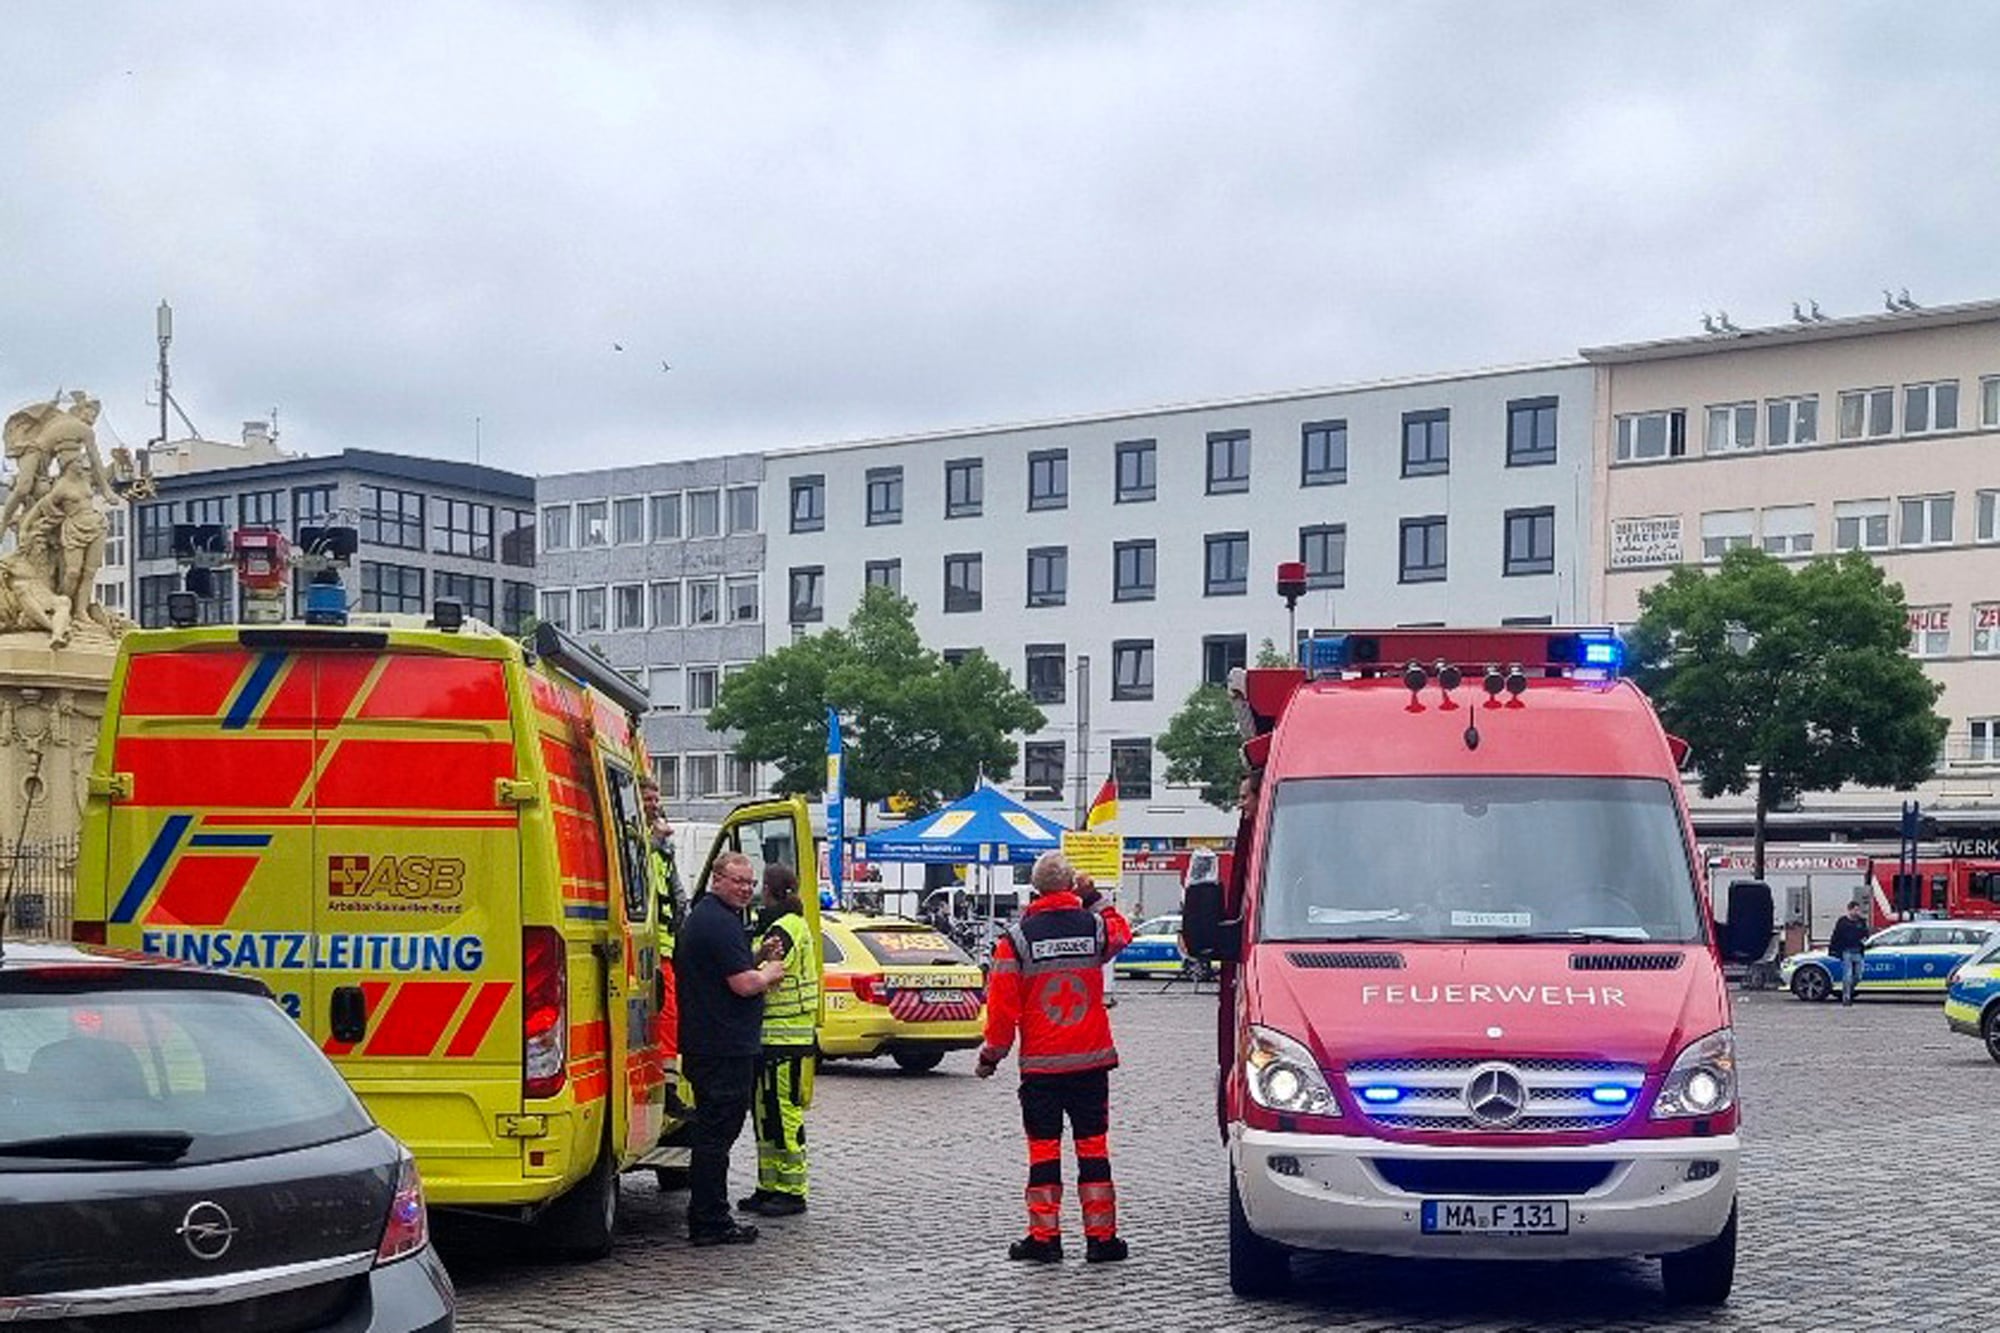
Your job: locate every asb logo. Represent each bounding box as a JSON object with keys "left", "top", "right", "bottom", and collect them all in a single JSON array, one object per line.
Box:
[{"left": 329, "top": 854, "right": 466, "bottom": 902}]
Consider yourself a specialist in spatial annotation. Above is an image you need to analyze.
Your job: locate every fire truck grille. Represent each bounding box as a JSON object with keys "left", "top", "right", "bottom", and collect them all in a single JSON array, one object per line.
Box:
[
  {"left": 1344, "top": 1058, "right": 1646, "bottom": 1133},
  {"left": 1284, "top": 951, "right": 1406, "bottom": 970},
  {"left": 1569, "top": 952, "right": 1684, "bottom": 971}
]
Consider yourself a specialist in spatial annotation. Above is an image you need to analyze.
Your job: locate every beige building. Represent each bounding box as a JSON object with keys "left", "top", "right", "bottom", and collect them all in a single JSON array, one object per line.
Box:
[{"left": 1585, "top": 298, "right": 2000, "bottom": 819}]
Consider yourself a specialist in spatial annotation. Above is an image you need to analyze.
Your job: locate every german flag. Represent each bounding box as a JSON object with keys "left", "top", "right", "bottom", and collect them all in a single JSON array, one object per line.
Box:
[{"left": 1086, "top": 776, "right": 1119, "bottom": 829}]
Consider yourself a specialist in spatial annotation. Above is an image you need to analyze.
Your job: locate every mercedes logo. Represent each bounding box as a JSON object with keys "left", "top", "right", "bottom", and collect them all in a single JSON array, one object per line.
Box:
[
  {"left": 1465, "top": 1063, "right": 1527, "bottom": 1128},
  {"left": 176, "top": 1200, "right": 238, "bottom": 1262}
]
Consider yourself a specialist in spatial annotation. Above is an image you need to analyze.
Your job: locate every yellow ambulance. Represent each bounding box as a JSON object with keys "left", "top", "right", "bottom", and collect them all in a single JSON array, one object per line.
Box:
[{"left": 74, "top": 615, "right": 817, "bottom": 1258}]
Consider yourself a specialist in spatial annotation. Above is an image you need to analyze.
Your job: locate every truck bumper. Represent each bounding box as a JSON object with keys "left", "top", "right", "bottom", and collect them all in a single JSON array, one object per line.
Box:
[{"left": 1231, "top": 1126, "right": 1739, "bottom": 1261}]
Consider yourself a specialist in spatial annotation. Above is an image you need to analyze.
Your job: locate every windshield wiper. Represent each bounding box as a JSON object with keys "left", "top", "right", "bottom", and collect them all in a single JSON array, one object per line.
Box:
[
  {"left": 1486, "top": 930, "right": 1653, "bottom": 945},
  {"left": 0, "top": 1131, "right": 194, "bottom": 1164}
]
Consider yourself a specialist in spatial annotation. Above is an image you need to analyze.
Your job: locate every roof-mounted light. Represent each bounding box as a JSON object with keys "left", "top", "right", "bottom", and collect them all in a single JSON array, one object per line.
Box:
[{"left": 1301, "top": 635, "right": 1349, "bottom": 678}]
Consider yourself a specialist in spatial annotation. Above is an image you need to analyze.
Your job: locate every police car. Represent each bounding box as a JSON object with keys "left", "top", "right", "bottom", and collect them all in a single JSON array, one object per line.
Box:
[
  {"left": 1780, "top": 919, "right": 2000, "bottom": 1001},
  {"left": 1944, "top": 933, "right": 2000, "bottom": 1063},
  {"left": 1113, "top": 914, "right": 1187, "bottom": 978}
]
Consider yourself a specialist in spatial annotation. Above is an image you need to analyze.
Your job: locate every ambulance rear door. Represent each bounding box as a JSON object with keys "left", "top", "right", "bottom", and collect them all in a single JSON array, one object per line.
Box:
[
  {"left": 596, "top": 753, "right": 666, "bottom": 1163},
  {"left": 306, "top": 647, "right": 525, "bottom": 1179},
  {"left": 692, "top": 796, "right": 824, "bottom": 992}
]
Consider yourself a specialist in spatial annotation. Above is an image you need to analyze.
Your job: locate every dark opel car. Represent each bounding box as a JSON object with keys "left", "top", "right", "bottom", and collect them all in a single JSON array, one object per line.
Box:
[{"left": 0, "top": 942, "right": 453, "bottom": 1330}]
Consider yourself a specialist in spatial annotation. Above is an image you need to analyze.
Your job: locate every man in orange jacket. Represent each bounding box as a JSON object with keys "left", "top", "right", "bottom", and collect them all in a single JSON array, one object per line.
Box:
[{"left": 976, "top": 850, "right": 1134, "bottom": 1263}]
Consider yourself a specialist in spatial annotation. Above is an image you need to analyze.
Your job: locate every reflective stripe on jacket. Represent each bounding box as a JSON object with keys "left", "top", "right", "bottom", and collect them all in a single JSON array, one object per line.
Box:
[
  {"left": 760, "top": 912, "right": 820, "bottom": 1047},
  {"left": 981, "top": 890, "right": 1131, "bottom": 1076}
]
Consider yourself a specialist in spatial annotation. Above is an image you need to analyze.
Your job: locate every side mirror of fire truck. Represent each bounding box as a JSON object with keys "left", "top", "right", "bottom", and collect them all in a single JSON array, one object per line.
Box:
[{"left": 1181, "top": 877, "right": 1240, "bottom": 964}]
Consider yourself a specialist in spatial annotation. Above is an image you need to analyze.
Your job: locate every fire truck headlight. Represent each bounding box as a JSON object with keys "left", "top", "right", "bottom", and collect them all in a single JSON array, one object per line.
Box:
[
  {"left": 1244, "top": 1025, "right": 1337, "bottom": 1117},
  {"left": 1652, "top": 1027, "right": 1736, "bottom": 1119}
]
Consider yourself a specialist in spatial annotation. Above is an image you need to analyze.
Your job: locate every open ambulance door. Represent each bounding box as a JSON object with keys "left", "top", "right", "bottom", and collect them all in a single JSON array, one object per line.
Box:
[
  {"left": 692, "top": 795, "right": 824, "bottom": 975},
  {"left": 595, "top": 756, "right": 666, "bottom": 1165}
]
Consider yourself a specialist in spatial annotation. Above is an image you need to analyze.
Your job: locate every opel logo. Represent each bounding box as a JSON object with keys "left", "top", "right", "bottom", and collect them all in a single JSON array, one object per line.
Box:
[
  {"left": 1465, "top": 1063, "right": 1527, "bottom": 1128},
  {"left": 176, "top": 1200, "right": 238, "bottom": 1262}
]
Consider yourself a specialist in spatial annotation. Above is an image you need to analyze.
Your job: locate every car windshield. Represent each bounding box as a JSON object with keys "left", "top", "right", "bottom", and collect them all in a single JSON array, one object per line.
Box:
[
  {"left": 856, "top": 928, "right": 975, "bottom": 967},
  {"left": 1258, "top": 775, "right": 1704, "bottom": 944},
  {"left": 0, "top": 988, "right": 372, "bottom": 1171},
  {"left": 1967, "top": 935, "right": 2000, "bottom": 968},
  {"left": 1135, "top": 916, "right": 1180, "bottom": 937}
]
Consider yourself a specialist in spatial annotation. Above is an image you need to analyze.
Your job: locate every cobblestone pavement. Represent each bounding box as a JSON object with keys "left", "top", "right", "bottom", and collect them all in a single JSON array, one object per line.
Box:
[{"left": 442, "top": 987, "right": 1999, "bottom": 1331}]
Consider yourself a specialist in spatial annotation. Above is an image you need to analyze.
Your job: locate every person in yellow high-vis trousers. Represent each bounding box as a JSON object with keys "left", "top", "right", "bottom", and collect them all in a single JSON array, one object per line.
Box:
[{"left": 741, "top": 864, "right": 820, "bottom": 1217}]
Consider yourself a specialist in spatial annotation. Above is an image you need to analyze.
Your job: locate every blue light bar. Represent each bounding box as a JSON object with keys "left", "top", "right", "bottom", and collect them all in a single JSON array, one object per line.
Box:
[
  {"left": 1590, "top": 1084, "right": 1635, "bottom": 1105},
  {"left": 1302, "top": 635, "right": 1349, "bottom": 674},
  {"left": 1577, "top": 632, "right": 1624, "bottom": 672},
  {"left": 1359, "top": 1085, "right": 1404, "bottom": 1104}
]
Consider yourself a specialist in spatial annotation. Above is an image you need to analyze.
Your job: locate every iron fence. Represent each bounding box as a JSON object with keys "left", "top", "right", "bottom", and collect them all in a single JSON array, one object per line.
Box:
[{"left": 2, "top": 835, "right": 79, "bottom": 942}]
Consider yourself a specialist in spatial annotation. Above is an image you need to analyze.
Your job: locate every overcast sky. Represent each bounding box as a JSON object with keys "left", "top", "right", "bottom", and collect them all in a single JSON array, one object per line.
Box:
[{"left": 4, "top": 2, "right": 1996, "bottom": 476}]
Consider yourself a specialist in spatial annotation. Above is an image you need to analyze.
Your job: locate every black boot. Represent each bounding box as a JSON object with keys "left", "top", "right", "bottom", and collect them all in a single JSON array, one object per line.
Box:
[
  {"left": 1008, "top": 1235, "right": 1064, "bottom": 1262},
  {"left": 1085, "top": 1235, "right": 1129, "bottom": 1263}
]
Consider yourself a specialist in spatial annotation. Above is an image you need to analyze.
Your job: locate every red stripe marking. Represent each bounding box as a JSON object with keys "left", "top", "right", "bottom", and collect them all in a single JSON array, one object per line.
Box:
[
  {"left": 323, "top": 981, "right": 393, "bottom": 1056},
  {"left": 147, "top": 855, "right": 261, "bottom": 927},
  {"left": 540, "top": 736, "right": 583, "bottom": 784},
  {"left": 553, "top": 809, "right": 608, "bottom": 880},
  {"left": 364, "top": 980, "right": 472, "bottom": 1058},
  {"left": 200, "top": 812, "right": 516, "bottom": 828},
  {"left": 444, "top": 980, "right": 513, "bottom": 1058},
  {"left": 117, "top": 737, "right": 314, "bottom": 808},
  {"left": 313, "top": 738, "right": 515, "bottom": 810},
  {"left": 360, "top": 658, "right": 508, "bottom": 721},
  {"left": 254, "top": 657, "right": 315, "bottom": 729},
  {"left": 120, "top": 651, "right": 254, "bottom": 717},
  {"left": 570, "top": 1019, "right": 608, "bottom": 1059},
  {"left": 573, "top": 1068, "right": 610, "bottom": 1104},
  {"left": 563, "top": 886, "right": 609, "bottom": 905},
  {"left": 530, "top": 674, "right": 571, "bottom": 715},
  {"left": 315, "top": 654, "right": 378, "bottom": 724}
]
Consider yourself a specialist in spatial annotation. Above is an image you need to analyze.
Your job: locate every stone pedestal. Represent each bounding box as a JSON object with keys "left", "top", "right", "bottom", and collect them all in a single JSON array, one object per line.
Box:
[{"left": 0, "top": 629, "right": 117, "bottom": 938}]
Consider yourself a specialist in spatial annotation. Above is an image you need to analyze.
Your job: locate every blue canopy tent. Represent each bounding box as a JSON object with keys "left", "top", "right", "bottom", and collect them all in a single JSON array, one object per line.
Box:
[{"left": 859, "top": 783, "right": 1069, "bottom": 932}]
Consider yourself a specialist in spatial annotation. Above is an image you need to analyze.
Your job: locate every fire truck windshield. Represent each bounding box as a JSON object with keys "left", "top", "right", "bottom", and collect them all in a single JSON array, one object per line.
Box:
[{"left": 1258, "top": 776, "right": 1704, "bottom": 944}]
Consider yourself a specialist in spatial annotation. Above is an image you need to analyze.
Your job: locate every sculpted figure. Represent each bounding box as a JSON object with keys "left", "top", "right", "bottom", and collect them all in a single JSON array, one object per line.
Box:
[{"left": 1, "top": 391, "right": 125, "bottom": 640}]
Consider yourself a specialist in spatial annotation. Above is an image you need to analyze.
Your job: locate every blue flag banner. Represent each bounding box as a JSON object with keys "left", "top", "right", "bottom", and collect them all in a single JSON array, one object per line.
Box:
[{"left": 826, "top": 707, "right": 846, "bottom": 901}]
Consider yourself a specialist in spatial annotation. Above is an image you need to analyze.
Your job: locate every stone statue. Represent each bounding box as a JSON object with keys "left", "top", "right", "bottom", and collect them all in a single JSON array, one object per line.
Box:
[{"left": 1, "top": 391, "right": 135, "bottom": 643}]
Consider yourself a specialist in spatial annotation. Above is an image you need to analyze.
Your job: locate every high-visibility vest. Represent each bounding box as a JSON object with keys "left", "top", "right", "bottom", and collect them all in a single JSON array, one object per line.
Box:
[{"left": 761, "top": 912, "right": 819, "bottom": 1048}]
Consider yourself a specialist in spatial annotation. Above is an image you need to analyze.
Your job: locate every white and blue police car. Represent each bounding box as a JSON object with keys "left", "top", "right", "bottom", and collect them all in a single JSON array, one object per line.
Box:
[
  {"left": 1944, "top": 933, "right": 2000, "bottom": 1063},
  {"left": 1781, "top": 919, "right": 2000, "bottom": 1002}
]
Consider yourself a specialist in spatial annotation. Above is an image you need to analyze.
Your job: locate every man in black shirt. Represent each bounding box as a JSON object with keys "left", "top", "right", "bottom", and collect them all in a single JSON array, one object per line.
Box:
[
  {"left": 1828, "top": 900, "right": 1871, "bottom": 1006},
  {"left": 675, "top": 850, "right": 786, "bottom": 1245}
]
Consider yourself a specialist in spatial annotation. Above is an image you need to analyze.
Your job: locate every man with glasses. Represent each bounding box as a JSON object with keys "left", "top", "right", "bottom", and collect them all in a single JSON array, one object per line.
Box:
[{"left": 676, "top": 850, "right": 787, "bottom": 1245}]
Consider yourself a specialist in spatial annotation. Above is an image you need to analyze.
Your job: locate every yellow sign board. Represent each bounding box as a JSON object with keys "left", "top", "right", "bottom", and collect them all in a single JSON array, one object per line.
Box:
[{"left": 1062, "top": 831, "right": 1123, "bottom": 887}]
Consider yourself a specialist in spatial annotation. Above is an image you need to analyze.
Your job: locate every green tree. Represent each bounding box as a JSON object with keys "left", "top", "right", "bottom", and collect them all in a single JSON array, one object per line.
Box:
[
  {"left": 1627, "top": 548, "right": 1946, "bottom": 876},
  {"left": 707, "top": 586, "right": 1045, "bottom": 813},
  {"left": 1154, "top": 640, "right": 1291, "bottom": 811}
]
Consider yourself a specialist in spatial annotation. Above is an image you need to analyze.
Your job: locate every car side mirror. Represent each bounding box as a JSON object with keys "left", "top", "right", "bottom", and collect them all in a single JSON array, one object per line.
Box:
[{"left": 1181, "top": 879, "right": 1240, "bottom": 964}]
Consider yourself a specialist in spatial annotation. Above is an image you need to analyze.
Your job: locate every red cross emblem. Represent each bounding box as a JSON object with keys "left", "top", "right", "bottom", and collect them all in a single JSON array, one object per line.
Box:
[{"left": 1037, "top": 973, "right": 1089, "bottom": 1027}]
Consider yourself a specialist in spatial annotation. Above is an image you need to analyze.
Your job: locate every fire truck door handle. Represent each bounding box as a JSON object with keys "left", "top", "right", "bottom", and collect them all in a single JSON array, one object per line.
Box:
[{"left": 330, "top": 986, "right": 369, "bottom": 1044}]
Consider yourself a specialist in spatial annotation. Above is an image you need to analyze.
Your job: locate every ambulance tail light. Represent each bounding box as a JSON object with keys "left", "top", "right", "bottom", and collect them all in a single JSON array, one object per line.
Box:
[
  {"left": 523, "top": 926, "right": 568, "bottom": 1100},
  {"left": 71, "top": 920, "right": 107, "bottom": 946},
  {"left": 375, "top": 1150, "right": 430, "bottom": 1265},
  {"left": 850, "top": 974, "right": 889, "bottom": 1006}
]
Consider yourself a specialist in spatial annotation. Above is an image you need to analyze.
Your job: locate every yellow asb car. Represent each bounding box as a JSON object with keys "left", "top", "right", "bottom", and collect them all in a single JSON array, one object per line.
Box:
[{"left": 818, "top": 911, "right": 985, "bottom": 1072}]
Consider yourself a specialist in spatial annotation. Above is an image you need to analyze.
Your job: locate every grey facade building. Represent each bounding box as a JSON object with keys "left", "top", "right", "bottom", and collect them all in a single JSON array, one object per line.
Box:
[
  {"left": 536, "top": 454, "right": 766, "bottom": 822},
  {"left": 131, "top": 449, "right": 537, "bottom": 632}
]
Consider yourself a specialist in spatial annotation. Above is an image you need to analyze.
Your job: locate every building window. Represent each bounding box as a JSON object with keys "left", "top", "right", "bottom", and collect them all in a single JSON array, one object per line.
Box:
[
  {"left": 1301, "top": 420, "right": 1347, "bottom": 485},
  {"left": 1834, "top": 499, "right": 1892, "bottom": 551},
  {"left": 1837, "top": 387, "right": 1895, "bottom": 440},
  {"left": 1026, "top": 644, "right": 1066, "bottom": 704},
  {"left": 1023, "top": 741, "right": 1065, "bottom": 800},
  {"left": 1761, "top": 505, "right": 1815, "bottom": 556},
  {"left": 945, "top": 458, "right": 983, "bottom": 518},
  {"left": 434, "top": 571, "right": 495, "bottom": 625},
  {"left": 1110, "top": 738, "right": 1153, "bottom": 800},
  {"left": 1979, "top": 490, "right": 1998, "bottom": 543},
  {"left": 498, "top": 509, "right": 534, "bottom": 566},
  {"left": 1028, "top": 450, "right": 1068, "bottom": 511},
  {"left": 650, "top": 581, "right": 681, "bottom": 628},
  {"left": 138, "top": 574, "right": 176, "bottom": 628},
  {"left": 1900, "top": 494, "right": 1955, "bottom": 547},
  {"left": 1401, "top": 410, "right": 1450, "bottom": 477},
  {"left": 1767, "top": 395, "right": 1819, "bottom": 448},
  {"left": 1204, "top": 532, "right": 1249, "bottom": 596},
  {"left": 612, "top": 582, "right": 645, "bottom": 631},
  {"left": 651, "top": 754, "right": 680, "bottom": 797},
  {"left": 102, "top": 508, "right": 126, "bottom": 569},
  {"left": 687, "top": 489, "right": 721, "bottom": 539},
  {"left": 1699, "top": 509, "right": 1755, "bottom": 560},
  {"left": 687, "top": 578, "right": 720, "bottom": 626},
  {"left": 1705, "top": 402, "right": 1758, "bottom": 455},
  {"left": 540, "top": 589, "right": 572, "bottom": 632},
  {"left": 649, "top": 667, "right": 682, "bottom": 714},
  {"left": 1970, "top": 717, "right": 2000, "bottom": 764},
  {"left": 650, "top": 493, "right": 682, "bottom": 541},
  {"left": 432, "top": 498, "right": 496, "bottom": 559},
  {"left": 788, "top": 567, "right": 824, "bottom": 624},
  {"left": 1503, "top": 507, "right": 1556, "bottom": 576},
  {"left": 1202, "top": 634, "right": 1247, "bottom": 687},
  {"left": 1206, "top": 431, "right": 1251, "bottom": 494},
  {"left": 722, "top": 576, "right": 758, "bottom": 623},
  {"left": 1111, "top": 640, "right": 1155, "bottom": 701},
  {"left": 726, "top": 485, "right": 758, "bottom": 534},
  {"left": 360, "top": 561, "right": 425, "bottom": 613},
  {"left": 1904, "top": 380, "right": 1960, "bottom": 435},
  {"left": 1972, "top": 604, "right": 1999, "bottom": 657},
  {"left": 1399, "top": 516, "right": 1448, "bottom": 583},
  {"left": 574, "top": 499, "right": 608, "bottom": 548},
  {"left": 686, "top": 753, "right": 720, "bottom": 798},
  {"left": 1116, "top": 440, "right": 1156, "bottom": 503},
  {"left": 1506, "top": 398, "right": 1558, "bottom": 467},
  {"left": 137, "top": 502, "right": 174, "bottom": 560},
  {"left": 687, "top": 667, "right": 720, "bottom": 714},
  {"left": 940, "top": 649, "right": 971, "bottom": 668},
  {"left": 1299, "top": 524, "right": 1345, "bottom": 590},
  {"left": 360, "top": 486, "right": 425, "bottom": 549},
  {"left": 865, "top": 559, "right": 902, "bottom": 595},
  {"left": 1614, "top": 409, "right": 1688, "bottom": 462},
  {"left": 1113, "top": 539, "right": 1156, "bottom": 602},
  {"left": 292, "top": 485, "right": 335, "bottom": 540},
  {"left": 190, "top": 569, "right": 234, "bottom": 625},
  {"left": 1908, "top": 607, "right": 1950, "bottom": 659},
  {"left": 501, "top": 580, "right": 535, "bottom": 635},
  {"left": 1027, "top": 546, "right": 1067, "bottom": 608},
  {"left": 789, "top": 476, "right": 825, "bottom": 533},
  {"left": 239, "top": 489, "right": 283, "bottom": 526},
  {"left": 944, "top": 553, "right": 983, "bottom": 613},
  {"left": 184, "top": 496, "right": 229, "bottom": 527},
  {"left": 726, "top": 755, "right": 757, "bottom": 798},
  {"left": 1982, "top": 376, "right": 2000, "bottom": 429},
  {"left": 866, "top": 467, "right": 904, "bottom": 526},
  {"left": 575, "top": 586, "right": 608, "bottom": 633}
]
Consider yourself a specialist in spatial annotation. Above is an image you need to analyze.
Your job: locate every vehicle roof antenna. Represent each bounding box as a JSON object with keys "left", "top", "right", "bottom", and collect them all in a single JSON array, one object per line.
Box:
[{"left": 0, "top": 750, "right": 46, "bottom": 963}]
